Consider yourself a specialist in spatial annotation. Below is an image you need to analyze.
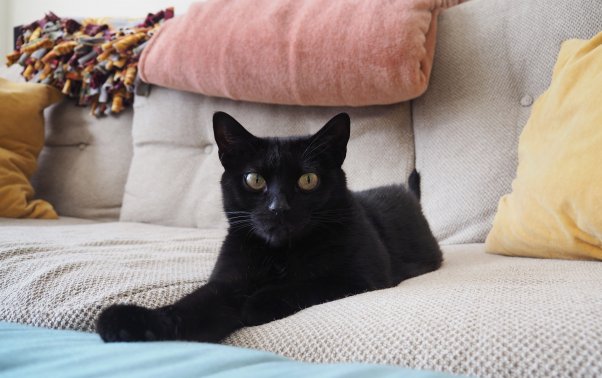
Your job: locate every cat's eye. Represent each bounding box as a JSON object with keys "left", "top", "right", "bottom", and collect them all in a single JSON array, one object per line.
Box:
[
  {"left": 244, "top": 173, "right": 266, "bottom": 191},
  {"left": 298, "top": 173, "right": 319, "bottom": 191}
]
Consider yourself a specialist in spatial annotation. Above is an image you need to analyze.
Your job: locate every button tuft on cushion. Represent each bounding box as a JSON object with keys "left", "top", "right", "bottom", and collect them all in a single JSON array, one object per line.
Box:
[
  {"left": 203, "top": 144, "right": 213, "bottom": 154},
  {"left": 520, "top": 95, "right": 533, "bottom": 107},
  {"left": 78, "top": 143, "right": 87, "bottom": 151}
]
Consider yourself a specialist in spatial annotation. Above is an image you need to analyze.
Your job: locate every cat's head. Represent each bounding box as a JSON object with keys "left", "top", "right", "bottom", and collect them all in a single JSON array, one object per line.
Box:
[{"left": 213, "top": 112, "right": 351, "bottom": 247}]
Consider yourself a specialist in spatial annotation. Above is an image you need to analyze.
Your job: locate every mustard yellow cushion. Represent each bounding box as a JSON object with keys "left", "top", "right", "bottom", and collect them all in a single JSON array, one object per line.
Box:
[
  {"left": 0, "top": 77, "right": 63, "bottom": 218},
  {"left": 485, "top": 32, "right": 602, "bottom": 260}
]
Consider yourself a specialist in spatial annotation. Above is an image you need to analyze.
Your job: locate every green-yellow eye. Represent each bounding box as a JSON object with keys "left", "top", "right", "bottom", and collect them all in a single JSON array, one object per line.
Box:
[
  {"left": 298, "top": 173, "right": 319, "bottom": 191},
  {"left": 244, "top": 173, "right": 266, "bottom": 191}
]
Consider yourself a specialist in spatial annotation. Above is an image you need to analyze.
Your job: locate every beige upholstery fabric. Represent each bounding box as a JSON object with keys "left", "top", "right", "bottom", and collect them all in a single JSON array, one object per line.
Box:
[
  {"left": 412, "top": 0, "right": 602, "bottom": 244},
  {"left": 0, "top": 216, "right": 96, "bottom": 227},
  {"left": 0, "top": 65, "right": 133, "bottom": 221},
  {"left": 1, "top": 222, "right": 601, "bottom": 378},
  {"left": 0, "top": 223, "right": 224, "bottom": 331},
  {"left": 120, "top": 87, "right": 414, "bottom": 228}
]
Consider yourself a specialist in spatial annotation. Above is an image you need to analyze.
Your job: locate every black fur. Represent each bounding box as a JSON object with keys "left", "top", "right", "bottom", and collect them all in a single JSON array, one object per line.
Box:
[
  {"left": 408, "top": 169, "right": 421, "bottom": 200},
  {"left": 96, "top": 112, "right": 442, "bottom": 343}
]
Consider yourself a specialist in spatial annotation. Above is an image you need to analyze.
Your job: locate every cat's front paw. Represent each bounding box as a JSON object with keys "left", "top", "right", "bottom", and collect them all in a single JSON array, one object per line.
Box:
[
  {"left": 96, "top": 304, "right": 176, "bottom": 342},
  {"left": 242, "top": 289, "right": 295, "bottom": 326}
]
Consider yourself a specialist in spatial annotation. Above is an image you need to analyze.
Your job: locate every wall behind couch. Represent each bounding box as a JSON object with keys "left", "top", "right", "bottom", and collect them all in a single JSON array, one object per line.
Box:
[{"left": 1, "top": 0, "right": 198, "bottom": 58}]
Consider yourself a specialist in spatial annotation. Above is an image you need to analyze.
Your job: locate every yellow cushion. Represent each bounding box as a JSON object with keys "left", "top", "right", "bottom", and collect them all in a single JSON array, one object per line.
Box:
[
  {"left": 485, "top": 32, "right": 602, "bottom": 260},
  {"left": 0, "top": 77, "right": 63, "bottom": 218}
]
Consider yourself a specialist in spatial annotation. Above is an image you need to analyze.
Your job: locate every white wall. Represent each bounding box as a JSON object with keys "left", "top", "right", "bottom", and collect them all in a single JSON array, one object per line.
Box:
[
  {"left": 1, "top": 0, "right": 10, "bottom": 58},
  {"left": 2, "top": 0, "right": 197, "bottom": 57}
]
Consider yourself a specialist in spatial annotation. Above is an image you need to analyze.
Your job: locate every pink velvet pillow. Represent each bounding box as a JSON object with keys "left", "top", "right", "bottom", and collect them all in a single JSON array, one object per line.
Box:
[{"left": 139, "top": 0, "right": 463, "bottom": 106}]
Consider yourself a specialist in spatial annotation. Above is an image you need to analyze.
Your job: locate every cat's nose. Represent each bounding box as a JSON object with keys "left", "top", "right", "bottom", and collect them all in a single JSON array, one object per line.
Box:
[{"left": 268, "top": 196, "right": 290, "bottom": 214}]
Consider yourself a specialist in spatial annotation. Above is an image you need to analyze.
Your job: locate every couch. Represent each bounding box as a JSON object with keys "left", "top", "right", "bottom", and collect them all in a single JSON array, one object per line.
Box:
[{"left": 1, "top": 0, "right": 601, "bottom": 377}]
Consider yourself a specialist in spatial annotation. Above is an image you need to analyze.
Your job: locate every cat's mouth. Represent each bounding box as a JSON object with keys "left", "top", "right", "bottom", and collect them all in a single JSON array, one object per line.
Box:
[
  {"left": 255, "top": 224, "right": 290, "bottom": 247},
  {"left": 269, "top": 225, "right": 290, "bottom": 237},
  {"left": 255, "top": 216, "right": 308, "bottom": 247}
]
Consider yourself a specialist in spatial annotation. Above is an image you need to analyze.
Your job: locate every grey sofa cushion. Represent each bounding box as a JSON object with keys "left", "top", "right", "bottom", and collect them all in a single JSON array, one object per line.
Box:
[
  {"left": 412, "top": 0, "right": 602, "bottom": 244},
  {"left": 120, "top": 87, "right": 414, "bottom": 228},
  {"left": 31, "top": 103, "right": 133, "bottom": 221},
  {"left": 1, "top": 222, "right": 601, "bottom": 378}
]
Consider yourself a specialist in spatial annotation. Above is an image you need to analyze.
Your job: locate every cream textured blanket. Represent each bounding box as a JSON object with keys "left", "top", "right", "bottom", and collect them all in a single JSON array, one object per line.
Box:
[{"left": 1, "top": 221, "right": 600, "bottom": 378}]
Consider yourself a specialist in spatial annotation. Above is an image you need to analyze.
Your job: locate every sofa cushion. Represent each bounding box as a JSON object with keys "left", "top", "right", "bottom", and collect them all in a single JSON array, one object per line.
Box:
[
  {"left": 0, "top": 65, "right": 133, "bottom": 221},
  {"left": 139, "top": 0, "right": 462, "bottom": 107},
  {"left": 486, "top": 32, "right": 602, "bottom": 260},
  {"left": 0, "top": 222, "right": 225, "bottom": 331},
  {"left": 120, "top": 87, "right": 414, "bottom": 228},
  {"left": 1, "top": 223, "right": 601, "bottom": 378},
  {"left": 0, "top": 77, "right": 62, "bottom": 219},
  {"left": 411, "top": 0, "right": 602, "bottom": 244},
  {"left": 32, "top": 101, "right": 133, "bottom": 221}
]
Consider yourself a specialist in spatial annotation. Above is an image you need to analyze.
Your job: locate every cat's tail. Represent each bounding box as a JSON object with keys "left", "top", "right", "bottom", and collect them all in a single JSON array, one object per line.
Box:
[{"left": 408, "top": 169, "right": 421, "bottom": 201}]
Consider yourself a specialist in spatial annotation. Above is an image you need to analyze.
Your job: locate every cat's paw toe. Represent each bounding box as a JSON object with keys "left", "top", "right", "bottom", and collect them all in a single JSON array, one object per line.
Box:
[{"left": 96, "top": 304, "right": 175, "bottom": 342}]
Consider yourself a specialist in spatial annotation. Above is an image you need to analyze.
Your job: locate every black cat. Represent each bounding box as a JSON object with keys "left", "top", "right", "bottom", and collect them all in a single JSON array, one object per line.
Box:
[{"left": 96, "top": 112, "right": 442, "bottom": 343}]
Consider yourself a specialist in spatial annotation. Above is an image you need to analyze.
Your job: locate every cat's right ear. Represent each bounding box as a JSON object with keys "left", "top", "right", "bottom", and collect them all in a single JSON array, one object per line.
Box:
[
  {"left": 307, "top": 113, "right": 350, "bottom": 167},
  {"left": 213, "top": 112, "right": 256, "bottom": 168}
]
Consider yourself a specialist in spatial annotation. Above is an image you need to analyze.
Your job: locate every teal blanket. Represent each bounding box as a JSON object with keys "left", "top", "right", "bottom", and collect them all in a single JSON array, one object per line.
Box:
[{"left": 0, "top": 321, "right": 460, "bottom": 378}]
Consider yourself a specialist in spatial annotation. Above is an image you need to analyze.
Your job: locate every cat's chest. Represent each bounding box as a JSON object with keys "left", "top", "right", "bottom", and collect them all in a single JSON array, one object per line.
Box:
[{"left": 251, "top": 245, "right": 335, "bottom": 282}]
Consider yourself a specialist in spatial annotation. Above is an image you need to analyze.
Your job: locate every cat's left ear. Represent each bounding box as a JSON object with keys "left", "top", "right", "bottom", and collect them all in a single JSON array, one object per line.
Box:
[
  {"left": 308, "top": 113, "right": 350, "bottom": 167},
  {"left": 213, "top": 111, "right": 257, "bottom": 168}
]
